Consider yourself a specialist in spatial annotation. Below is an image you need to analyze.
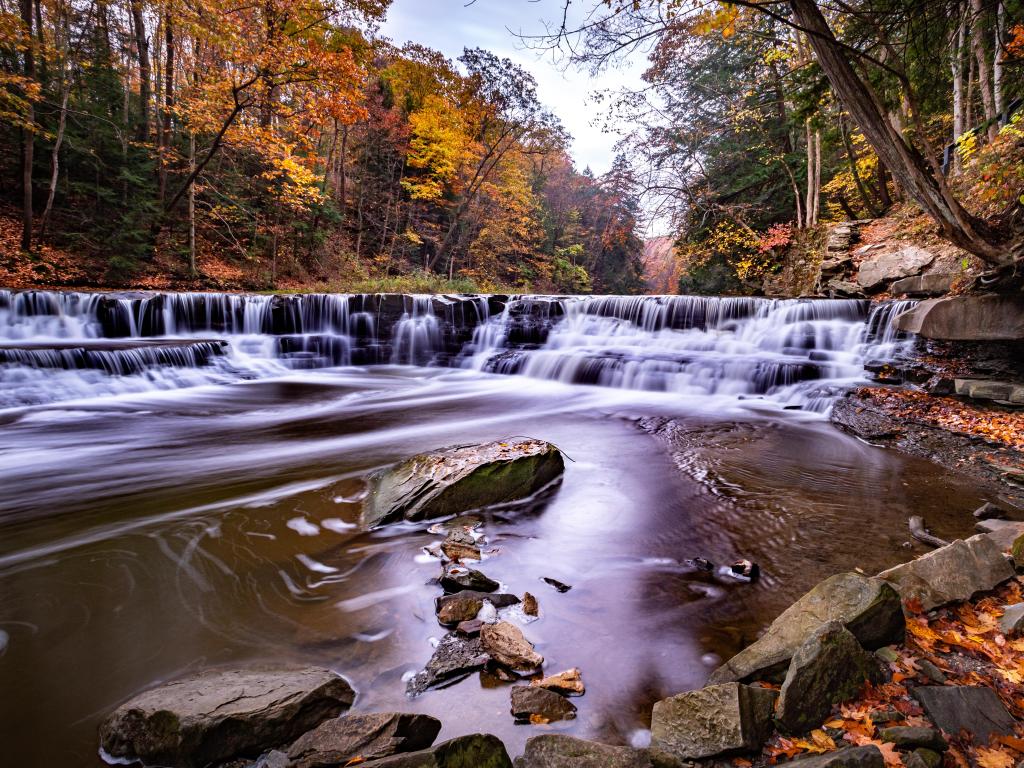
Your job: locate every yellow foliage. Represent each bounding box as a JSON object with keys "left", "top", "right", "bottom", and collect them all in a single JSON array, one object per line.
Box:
[{"left": 403, "top": 95, "right": 470, "bottom": 202}]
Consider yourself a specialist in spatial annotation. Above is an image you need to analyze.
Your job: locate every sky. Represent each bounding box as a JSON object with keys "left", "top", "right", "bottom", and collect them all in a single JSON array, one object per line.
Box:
[{"left": 379, "top": 0, "right": 647, "bottom": 178}]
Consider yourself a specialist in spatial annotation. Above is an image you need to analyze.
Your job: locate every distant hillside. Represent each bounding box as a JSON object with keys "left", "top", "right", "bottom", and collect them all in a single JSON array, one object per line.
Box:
[{"left": 642, "top": 236, "right": 678, "bottom": 294}]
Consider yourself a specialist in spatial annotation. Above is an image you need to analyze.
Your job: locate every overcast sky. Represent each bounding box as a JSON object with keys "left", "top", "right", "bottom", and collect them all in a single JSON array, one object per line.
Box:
[{"left": 380, "top": 0, "right": 647, "bottom": 177}]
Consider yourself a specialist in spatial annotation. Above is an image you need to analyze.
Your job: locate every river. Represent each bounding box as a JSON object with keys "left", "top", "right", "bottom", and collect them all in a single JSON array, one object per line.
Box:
[{"left": 0, "top": 290, "right": 991, "bottom": 766}]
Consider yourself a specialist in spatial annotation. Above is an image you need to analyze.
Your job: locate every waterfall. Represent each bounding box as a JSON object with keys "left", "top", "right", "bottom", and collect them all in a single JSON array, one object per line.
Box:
[{"left": 0, "top": 290, "right": 919, "bottom": 410}]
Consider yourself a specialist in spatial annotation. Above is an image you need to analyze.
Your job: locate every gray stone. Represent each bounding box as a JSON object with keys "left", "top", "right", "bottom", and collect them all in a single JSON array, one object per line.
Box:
[
  {"left": 890, "top": 274, "right": 955, "bottom": 297},
  {"left": 440, "top": 530, "right": 482, "bottom": 563},
  {"left": 911, "top": 686, "right": 1016, "bottom": 745},
  {"left": 441, "top": 565, "right": 499, "bottom": 594},
  {"left": 481, "top": 621, "right": 543, "bottom": 671},
  {"left": 975, "top": 503, "right": 1010, "bottom": 521},
  {"left": 436, "top": 591, "right": 519, "bottom": 626},
  {"left": 877, "top": 727, "right": 947, "bottom": 752},
  {"left": 649, "top": 683, "right": 778, "bottom": 760},
  {"left": 777, "top": 623, "right": 884, "bottom": 733},
  {"left": 287, "top": 713, "right": 442, "bottom": 768},
  {"left": 510, "top": 686, "right": 577, "bottom": 723},
  {"left": 974, "top": 520, "right": 1024, "bottom": 552},
  {"left": 820, "top": 255, "right": 853, "bottom": 274},
  {"left": 513, "top": 735, "right": 653, "bottom": 768},
  {"left": 857, "top": 246, "right": 935, "bottom": 290},
  {"left": 916, "top": 659, "right": 947, "bottom": 684},
  {"left": 361, "top": 733, "right": 513, "bottom": 767},
  {"left": 361, "top": 439, "right": 565, "bottom": 528},
  {"left": 894, "top": 295, "right": 1024, "bottom": 341},
  {"left": 913, "top": 749, "right": 943, "bottom": 768},
  {"left": 826, "top": 280, "right": 865, "bottom": 298},
  {"left": 878, "top": 534, "right": 1014, "bottom": 610},
  {"left": 406, "top": 633, "right": 491, "bottom": 695},
  {"left": 710, "top": 573, "right": 904, "bottom": 684},
  {"left": 98, "top": 666, "right": 355, "bottom": 768},
  {"left": 1000, "top": 603, "right": 1024, "bottom": 636},
  {"left": 955, "top": 379, "right": 1017, "bottom": 402},
  {"left": 784, "top": 746, "right": 885, "bottom": 768}
]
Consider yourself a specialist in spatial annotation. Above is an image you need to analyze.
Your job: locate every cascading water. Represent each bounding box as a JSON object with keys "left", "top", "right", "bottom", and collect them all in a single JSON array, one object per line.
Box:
[{"left": 0, "top": 289, "right": 915, "bottom": 410}]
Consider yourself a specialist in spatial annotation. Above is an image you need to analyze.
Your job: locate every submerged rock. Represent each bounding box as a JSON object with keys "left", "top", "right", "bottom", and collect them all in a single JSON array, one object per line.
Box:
[
  {"left": 710, "top": 573, "right": 904, "bottom": 684},
  {"left": 541, "top": 577, "right": 572, "bottom": 593},
  {"left": 361, "top": 439, "right": 565, "bottom": 528},
  {"left": 510, "top": 686, "right": 577, "bottom": 723},
  {"left": 776, "top": 622, "right": 883, "bottom": 734},
  {"left": 406, "top": 634, "right": 491, "bottom": 695},
  {"left": 481, "top": 621, "right": 543, "bottom": 671},
  {"left": 649, "top": 682, "right": 777, "bottom": 761},
  {"left": 877, "top": 534, "right": 1014, "bottom": 610},
  {"left": 436, "top": 591, "right": 519, "bottom": 626},
  {"left": 287, "top": 713, "right": 442, "bottom": 768},
  {"left": 99, "top": 666, "right": 354, "bottom": 768},
  {"left": 360, "top": 733, "right": 513, "bottom": 767},
  {"left": 530, "top": 668, "right": 585, "bottom": 697},
  {"left": 911, "top": 686, "right": 1016, "bottom": 745},
  {"left": 514, "top": 734, "right": 652, "bottom": 768},
  {"left": 522, "top": 592, "right": 539, "bottom": 616}
]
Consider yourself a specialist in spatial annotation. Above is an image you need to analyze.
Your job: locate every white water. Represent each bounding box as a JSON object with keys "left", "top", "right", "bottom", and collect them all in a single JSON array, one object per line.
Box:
[{"left": 0, "top": 290, "right": 916, "bottom": 411}]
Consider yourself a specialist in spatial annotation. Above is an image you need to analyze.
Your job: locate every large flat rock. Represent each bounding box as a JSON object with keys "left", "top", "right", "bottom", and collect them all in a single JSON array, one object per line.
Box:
[
  {"left": 857, "top": 246, "right": 935, "bottom": 290},
  {"left": 360, "top": 733, "right": 513, "bottom": 767},
  {"left": 911, "top": 686, "right": 1016, "bottom": 745},
  {"left": 287, "top": 713, "right": 442, "bottom": 768},
  {"left": 361, "top": 439, "right": 564, "bottom": 528},
  {"left": 99, "top": 666, "right": 355, "bottom": 768},
  {"left": 710, "top": 573, "right": 903, "bottom": 684},
  {"left": 878, "top": 534, "right": 1014, "bottom": 611},
  {"left": 514, "top": 734, "right": 653, "bottom": 768},
  {"left": 894, "top": 295, "right": 1024, "bottom": 340}
]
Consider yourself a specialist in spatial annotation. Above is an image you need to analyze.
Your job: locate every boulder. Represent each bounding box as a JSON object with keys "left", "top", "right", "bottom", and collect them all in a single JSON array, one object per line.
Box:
[
  {"left": 776, "top": 623, "right": 884, "bottom": 734},
  {"left": 481, "top": 621, "right": 543, "bottom": 671},
  {"left": 360, "top": 733, "right": 513, "bottom": 767},
  {"left": 826, "top": 280, "right": 865, "bottom": 299},
  {"left": 974, "top": 520, "right": 1024, "bottom": 552},
  {"left": 287, "top": 713, "right": 442, "bottom": 768},
  {"left": 441, "top": 565, "right": 499, "bottom": 594},
  {"left": 999, "top": 603, "right": 1024, "bottom": 635},
  {"left": 99, "top": 666, "right": 355, "bottom": 768},
  {"left": 974, "top": 502, "right": 1009, "bottom": 521},
  {"left": 955, "top": 379, "right": 1018, "bottom": 402},
  {"left": 857, "top": 246, "right": 935, "bottom": 291},
  {"left": 784, "top": 746, "right": 885, "bottom": 768},
  {"left": 893, "top": 295, "right": 1024, "bottom": 341},
  {"left": 441, "top": 530, "right": 483, "bottom": 563},
  {"left": 649, "top": 683, "right": 777, "bottom": 761},
  {"left": 890, "top": 274, "right": 954, "bottom": 297},
  {"left": 710, "top": 573, "right": 904, "bottom": 684},
  {"left": 361, "top": 439, "right": 565, "bottom": 528},
  {"left": 911, "top": 686, "right": 1016, "bottom": 745},
  {"left": 406, "top": 634, "right": 491, "bottom": 696},
  {"left": 513, "top": 734, "right": 653, "bottom": 768},
  {"left": 436, "top": 591, "right": 519, "bottom": 626},
  {"left": 530, "top": 668, "right": 585, "bottom": 696},
  {"left": 877, "top": 534, "right": 1014, "bottom": 611},
  {"left": 510, "top": 686, "right": 577, "bottom": 723},
  {"left": 876, "top": 727, "right": 947, "bottom": 752}
]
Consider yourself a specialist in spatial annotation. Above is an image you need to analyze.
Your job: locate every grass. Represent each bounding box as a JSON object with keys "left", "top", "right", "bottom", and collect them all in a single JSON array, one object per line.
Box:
[{"left": 289, "top": 271, "right": 517, "bottom": 295}]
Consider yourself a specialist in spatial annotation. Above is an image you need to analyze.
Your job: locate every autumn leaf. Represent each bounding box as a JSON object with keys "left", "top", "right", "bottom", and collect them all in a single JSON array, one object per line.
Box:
[{"left": 977, "top": 747, "right": 1016, "bottom": 768}]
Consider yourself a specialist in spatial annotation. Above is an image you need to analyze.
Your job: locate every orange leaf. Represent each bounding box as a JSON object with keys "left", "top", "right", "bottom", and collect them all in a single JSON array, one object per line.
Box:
[{"left": 977, "top": 747, "right": 1016, "bottom": 768}]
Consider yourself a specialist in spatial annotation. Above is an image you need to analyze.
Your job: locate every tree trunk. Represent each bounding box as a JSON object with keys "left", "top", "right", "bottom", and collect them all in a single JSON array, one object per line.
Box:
[
  {"left": 840, "top": 115, "right": 880, "bottom": 217},
  {"left": 19, "top": 0, "right": 34, "bottom": 251},
  {"left": 130, "top": 0, "right": 151, "bottom": 142},
  {"left": 788, "top": 0, "right": 1012, "bottom": 267},
  {"left": 159, "top": 16, "right": 174, "bottom": 202},
  {"left": 952, "top": 3, "right": 967, "bottom": 173},
  {"left": 41, "top": 83, "right": 70, "bottom": 237},
  {"left": 994, "top": 0, "right": 1005, "bottom": 119},
  {"left": 188, "top": 132, "right": 196, "bottom": 275},
  {"left": 970, "top": 0, "right": 997, "bottom": 140}
]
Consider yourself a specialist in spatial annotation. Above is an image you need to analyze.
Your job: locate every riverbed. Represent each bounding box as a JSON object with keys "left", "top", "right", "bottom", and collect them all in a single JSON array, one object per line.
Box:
[{"left": 0, "top": 292, "right": 992, "bottom": 766}]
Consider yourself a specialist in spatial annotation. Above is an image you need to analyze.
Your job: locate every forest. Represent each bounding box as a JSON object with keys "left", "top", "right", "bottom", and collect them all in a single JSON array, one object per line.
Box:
[{"left": 0, "top": 0, "right": 645, "bottom": 293}]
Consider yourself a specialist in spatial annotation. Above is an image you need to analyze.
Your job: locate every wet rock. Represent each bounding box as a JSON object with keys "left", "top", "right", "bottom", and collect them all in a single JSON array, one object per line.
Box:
[
  {"left": 287, "top": 713, "right": 442, "bottom": 768},
  {"left": 530, "top": 668, "right": 585, "bottom": 697},
  {"left": 522, "top": 592, "right": 539, "bottom": 616},
  {"left": 877, "top": 534, "right": 1014, "bottom": 611},
  {"left": 975, "top": 502, "right": 1010, "bottom": 521},
  {"left": 729, "top": 560, "right": 760, "bottom": 581},
  {"left": 98, "top": 666, "right": 355, "bottom": 768},
  {"left": 441, "top": 530, "right": 482, "bottom": 563},
  {"left": 710, "top": 573, "right": 904, "bottom": 684},
  {"left": 874, "top": 647, "right": 899, "bottom": 665},
  {"left": 441, "top": 565, "right": 499, "bottom": 594},
  {"left": 481, "top": 621, "right": 543, "bottom": 671},
  {"left": 999, "top": 603, "right": 1024, "bottom": 635},
  {"left": 360, "top": 733, "right": 513, "bottom": 767},
  {"left": 890, "top": 274, "right": 954, "bottom": 297},
  {"left": 541, "top": 577, "right": 571, "bottom": 593},
  {"left": 777, "top": 622, "right": 884, "bottom": 734},
  {"left": 456, "top": 619, "right": 484, "bottom": 638},
  {"left": 876, "top": 727, "right": 947, "bottom": 753},
  {"left": 649, "top": 682, "right": 777, "bottom": 761},
  {"left": 911, "top": 686, "right": 1016, "bottom": 745},
  {"left": 406, "top": 633, "right": 490, "bottom": 695},
  {"left": 436, "top": 591, "right": 519, "bottom": 626},
  {"left": 857, "top": 246, "right": 935, "bottom": 291},
  {"left": 916, "top": 659, "right": 947, "bottom": 684},
  {"left": 513, "top": 734, "right": 652, "bottom": 768},
  {"left": 510, "top": 686, "right": 577, "bottom": 723},
  {"left": 975, "top": 519, "right": 1024, "bottom": 551},
  {"left": 894, "top": 295, "right": 1024, "bottom": 341},
  {"left": 427, "top": 515, "right": 482, "bottom": 536},
  {"left": 912, "top": 749, "right": 943, "bottom": 768},
  {"left": 361, "top": 439, "right": 565, "bottom": 528},
  {"left": 784, "top": 746, "right": 885, "bottom": 768}
]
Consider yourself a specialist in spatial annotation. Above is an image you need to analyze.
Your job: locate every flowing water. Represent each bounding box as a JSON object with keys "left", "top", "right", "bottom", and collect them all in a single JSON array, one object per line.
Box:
[{"left": 0, "top": 290, "right": 992, "bottom": 766}]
